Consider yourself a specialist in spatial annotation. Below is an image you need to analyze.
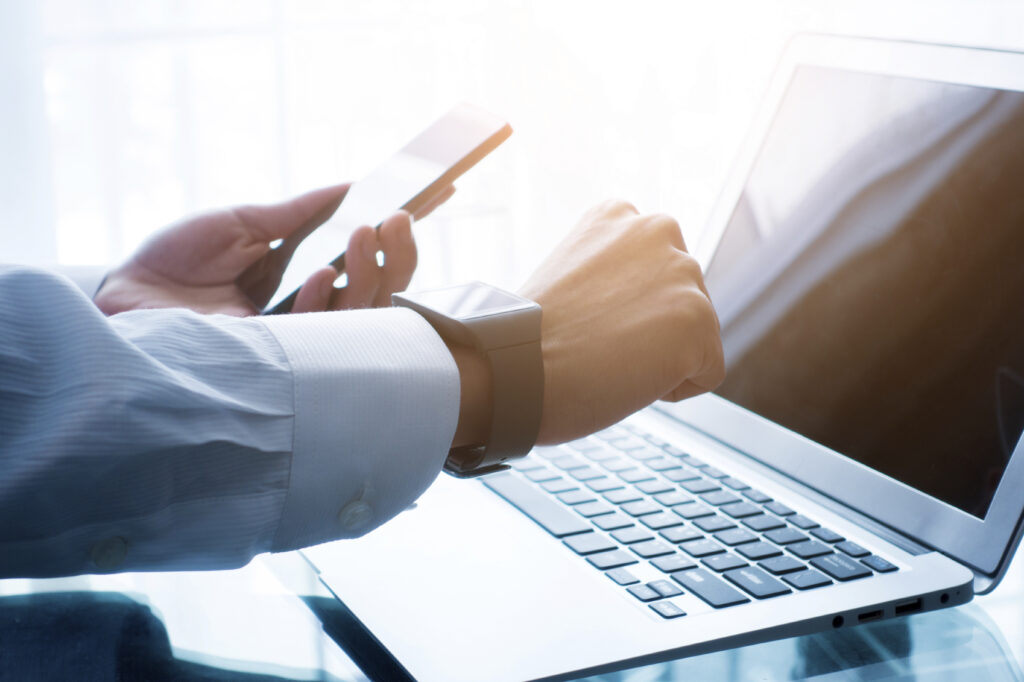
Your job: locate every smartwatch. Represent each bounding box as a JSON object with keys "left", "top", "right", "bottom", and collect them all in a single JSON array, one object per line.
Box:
[{"left": 392, "top": 282, "right": 543, "bottom": 477}]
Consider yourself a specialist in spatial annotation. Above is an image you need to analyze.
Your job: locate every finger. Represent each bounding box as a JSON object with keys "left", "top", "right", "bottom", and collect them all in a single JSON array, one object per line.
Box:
[
  {"left": 412, "top": 185, "right": 456, "bottom": 221},
  {"left": 234, "top": 183, "right": 351, "bottom": 243},
  {"left": 374, "top": 211, "right": 418, "bottom": 306},
  {"left": 292, "top": 266, "right": 338, "bottom": 313},
  {"left": 334, "top": 226, "right": 381, "bottom": 309}
]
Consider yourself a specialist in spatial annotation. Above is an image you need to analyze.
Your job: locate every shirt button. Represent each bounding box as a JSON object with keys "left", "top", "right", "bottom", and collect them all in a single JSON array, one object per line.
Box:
[
  {"left": 90, "top": 536, "right": 128, "bottom": 571},
  {"left": 337, "top": 500, "right": 373, "bottom": 531}
]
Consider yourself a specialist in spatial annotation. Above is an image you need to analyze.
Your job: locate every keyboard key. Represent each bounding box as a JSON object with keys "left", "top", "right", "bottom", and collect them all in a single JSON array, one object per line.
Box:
[
  {"left": 661, "top": 444, "right": 686, "bottom": 457},
  {"left": 764, "top": 527, "right": 809, "bottom": 545},
  {"left": 567, "top": 438, "right": 602, "bottom": 452},
  {"left": 743, "top": 514, "right": 786, "bottom": 532},
  {"left": 674, "top": 502, "right": 715, "bottom": 520},
  {"left": 720, "top": 477, "right": 750, "bottom": 491},
  {"left": 701, "top": 490, "right": 741, "bottom": 507},
  {"left": 703, "top": 553, "right": 747, "bottom": 572},
  {"left": 788, "top": 514, "right": 819, "bottom": 529},
  {"left": 764, "top": 501, "right": 794, "bottom": 516},
  {"left": 645, "top": 457, "right": 683, "bottom": 472},
  {"left": 724, "top": 566, "right": 791, "bottom": 599},
  {"left": 721, "top": 502, "right": 763, "bottom": 519},
  {"left": 811, "top": 553, "right": 872, "bottom": 581},
  {"left": 612, "top": 527, "right": 654, "bottom": 544},
  {"left": 631, "top": 540, "right": 676, "bottom": 559},
  {"left": 621, "top": 500, "right": 662, "bottom": 517},
  {"left": 640, "top": 512, "right": 684, "bottom": 530},
  {"left": 593, "top": 512, "right": 635, "bottom": 531},
  {"left": 606, "top": 567, "right": 639, "bottom": 585},
  {"left": 533, "top": 445, "right": 566, "bottom": 459},
  {"left": 682, "top": 479, "right": 721, "bottom": 494},
  {"left": 601, "top": 458, "right": 637, "bottom": 473},
  {"left": 651, "top": 554, "right": 697, "bottom": 573},
  {"left": 702, "top": 466, "right": 728, "bottom": 479},
  {"left": 627, "top": 447, "right": 668, "bottom": 462},
  {"left": 587, "top": 549, "right": 638, "bottom": 570},
  {"left": 586, "top": 477, "right": 625, "bottom": 493},
  {"left": 862, "top": 555, "right": 898, "bottom": 573},
  {"left": 650, "top": 601, "right": 687, "bottom": 619},
  {"left": 510, "top": 457, "right": 545, "bottom": 471},
  {"left": 484, "top": 474, "right": 590, "bottom": 537},
  {"left": 653, "top": 490, "right": 693, "bottom": 507},
  {"left": 564, "top": 533, "right": 617, "bottom": 555},
  {"left": 788, "top": 541, "right": 833, "bottom": 560},
  {"left": 736, "top": 542, "right": 782, "bottom": 560},
  {"left": 551, "top": 455, "right": 589, "bottom": 470},
  {"left": 783, "top": 569, "right": 832, "bottom": 590},
  {"left": 836, "top": 541, "right": 870, "bottom": 558},
  {"left": 641, "top": 434, "right": 671, "bottom": 449},
  {"left": 596, "top": 426, "right": 630, "bottom": 442},
  {"left": 664, "top": 468, "right": 702, "bottom": 483},
  {"left": 604, "top": 488, "right": 642, "bottom": 504},
  {"left": 694, "top": 515, "right": 736, "bottom": 533},
  {"left": 541, "top": 478, "right": 578, "bottom": 494},
  {"left": 743, "top": 488, "right": 772, "bottom": 504},
  {"left": 714, "top": 528, "right": 758, "bottom": 546},
  {"left": 525, "top": 468, "right": 561, "bottom": 483},
  {"left": 571, "top": 467, "right": 609, "bottom": 482},
  {"left": 627, "top": 584, "right": 661, "bottom": 602},
  {"left": 810, "top": 527, "right": 845, "bottom": 543},
  {"left": 680, "top": 454, "right": 706, "bottom": 467},
  {"left": 583, "top": 449, "right": 619, "bottom": 463},
  {"left": 648, "top": 579, "right": 684, "bottom": 598},
  {"left": 558, "top": 489, "right": 596, "bottom": 505},
  {"left": 680, "top": 538, "right": 725, "bottom": 558},
  {"left": 619, "top": 469, "right": 656, "bottom": 484},
  {"left": 610, "top": 437, "right": 648, "bottom": 451},
  {"left": 759, "top": 555, "right": 807, "bottom": 575},
  {"left": 575, "top": 501, "right": 614, "bottom": 518},
  {"left": 673, "top": 568, "right": 750, "bottom": 608},
  {"left": 660, "top": 526, "right": 703, "bottom": 544},
  {"left": 636, "top": 478, "right": 674, "bottom": 495}
]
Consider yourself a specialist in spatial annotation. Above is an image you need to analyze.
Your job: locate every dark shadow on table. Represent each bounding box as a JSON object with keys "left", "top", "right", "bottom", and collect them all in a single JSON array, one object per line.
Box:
[{"left": 0, "top": 591, "right": 291, "bottom": 681}]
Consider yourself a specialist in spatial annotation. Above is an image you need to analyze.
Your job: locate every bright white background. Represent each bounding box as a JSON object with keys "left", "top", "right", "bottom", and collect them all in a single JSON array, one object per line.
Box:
[{"left": 4, "top": 0, "right": 1022, "bottom": 293}]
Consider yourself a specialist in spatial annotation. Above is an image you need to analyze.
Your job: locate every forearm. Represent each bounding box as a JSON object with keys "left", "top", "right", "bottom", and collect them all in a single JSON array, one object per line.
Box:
[{"left": 0, "top": 267, "right": 459, "bottom": 577}]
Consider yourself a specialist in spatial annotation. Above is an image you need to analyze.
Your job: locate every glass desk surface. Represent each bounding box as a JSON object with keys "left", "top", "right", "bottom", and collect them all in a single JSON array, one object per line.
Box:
[{"left": 1, "top": 537, "right": 1022, "bottom": 681}]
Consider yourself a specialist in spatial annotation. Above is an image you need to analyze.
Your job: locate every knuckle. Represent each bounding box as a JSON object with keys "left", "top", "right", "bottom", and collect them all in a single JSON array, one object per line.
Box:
[{"left": 602, "top": 198, "right": 639, "bottom": 216}]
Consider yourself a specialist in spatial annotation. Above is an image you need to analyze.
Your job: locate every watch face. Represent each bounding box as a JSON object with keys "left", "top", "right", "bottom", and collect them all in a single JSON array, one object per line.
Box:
[{"left": 411, "top": 282, "right": 531, "bottom": 320}]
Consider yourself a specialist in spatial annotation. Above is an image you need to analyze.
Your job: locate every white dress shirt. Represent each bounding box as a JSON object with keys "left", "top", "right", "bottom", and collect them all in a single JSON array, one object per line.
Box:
[{"left": 0, "top": 266, "right": 460, "bottom": 578}]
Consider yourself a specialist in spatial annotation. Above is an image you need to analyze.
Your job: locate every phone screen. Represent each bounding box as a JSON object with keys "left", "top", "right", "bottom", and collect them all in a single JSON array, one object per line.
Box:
[{"left": 265, "top": 103, "right": 512, "bottom": 313}]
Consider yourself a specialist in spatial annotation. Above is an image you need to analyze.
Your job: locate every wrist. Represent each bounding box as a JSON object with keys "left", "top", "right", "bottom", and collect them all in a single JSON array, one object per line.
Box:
[{"left": 448, "top": 342, "right": 493, "bottom": 449}]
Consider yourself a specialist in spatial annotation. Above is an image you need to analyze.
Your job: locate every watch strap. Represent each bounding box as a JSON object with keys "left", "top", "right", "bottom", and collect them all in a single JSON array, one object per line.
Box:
[{"left": 444, "top": 340, "right": 544, "bottom": 477}]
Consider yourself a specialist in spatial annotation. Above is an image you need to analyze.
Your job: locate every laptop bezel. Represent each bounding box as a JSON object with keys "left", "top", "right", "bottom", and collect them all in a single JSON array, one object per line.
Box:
[{"left": 687, "top": 33, "right": 1024, "bottom": 583}]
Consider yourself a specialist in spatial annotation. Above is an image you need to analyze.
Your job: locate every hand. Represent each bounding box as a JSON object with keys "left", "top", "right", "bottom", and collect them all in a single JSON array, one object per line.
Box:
[
  {"left": 519, "top": 200, "right": 724, "bottom": 444},
  {"left": 94, "top": 184, "right": 454, "bottom": 316}
]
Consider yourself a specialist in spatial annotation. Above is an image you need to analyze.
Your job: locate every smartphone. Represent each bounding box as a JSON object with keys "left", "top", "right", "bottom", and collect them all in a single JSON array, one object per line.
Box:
[{"left": 264, "top": 103, "right": 512, "bottom": 314}]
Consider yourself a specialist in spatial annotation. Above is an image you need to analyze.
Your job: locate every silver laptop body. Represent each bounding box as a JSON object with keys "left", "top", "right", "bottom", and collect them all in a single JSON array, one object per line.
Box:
[{"left": 303, "top": 35, "right": 1024, "bottom": 681}]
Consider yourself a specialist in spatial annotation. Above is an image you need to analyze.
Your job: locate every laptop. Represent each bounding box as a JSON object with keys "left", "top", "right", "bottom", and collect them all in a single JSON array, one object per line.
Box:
[{"left": 301, "top": 34, "right": 1024, "bottom": 681}]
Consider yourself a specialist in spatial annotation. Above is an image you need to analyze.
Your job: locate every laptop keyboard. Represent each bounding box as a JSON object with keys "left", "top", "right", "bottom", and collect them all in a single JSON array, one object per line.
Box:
[{"left": 483, "top": 424, "right": 898, "bottom": 620}]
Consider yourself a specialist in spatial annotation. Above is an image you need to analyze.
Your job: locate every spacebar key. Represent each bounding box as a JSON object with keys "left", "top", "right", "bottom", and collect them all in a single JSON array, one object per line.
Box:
[{"left": 484, "top": 473, "right": 591, "bottom": 537}]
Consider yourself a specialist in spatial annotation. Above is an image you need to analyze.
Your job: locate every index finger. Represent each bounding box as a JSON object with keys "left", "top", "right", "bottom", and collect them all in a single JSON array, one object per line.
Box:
[{"left": 233, "top": 183, "right": 351, "bottom": 243}]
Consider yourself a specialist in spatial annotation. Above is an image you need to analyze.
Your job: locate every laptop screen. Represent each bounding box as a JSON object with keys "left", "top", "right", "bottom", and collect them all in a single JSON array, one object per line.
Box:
[{"left": 704, "top": 65, "right": 1024, "bottom": 519}]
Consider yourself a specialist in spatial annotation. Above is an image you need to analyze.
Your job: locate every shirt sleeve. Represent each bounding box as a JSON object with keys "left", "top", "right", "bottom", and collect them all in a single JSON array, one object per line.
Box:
[{"left": 0, "top": 266, "right": 459, "bottom": 578}]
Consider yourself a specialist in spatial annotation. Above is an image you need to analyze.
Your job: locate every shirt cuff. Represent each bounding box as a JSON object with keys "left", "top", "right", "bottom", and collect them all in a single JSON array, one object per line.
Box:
[{"left": 258, "top": 307, "right": 459, "bottom": 551}]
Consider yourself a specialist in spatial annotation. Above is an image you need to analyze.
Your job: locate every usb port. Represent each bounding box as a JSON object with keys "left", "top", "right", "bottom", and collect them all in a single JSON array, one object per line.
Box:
[
  {"left": 858, "top": 609, "right": 884, "bottom": 623},
  {"left": 894, "top": 599, "right": 922, "bottom": 616}
]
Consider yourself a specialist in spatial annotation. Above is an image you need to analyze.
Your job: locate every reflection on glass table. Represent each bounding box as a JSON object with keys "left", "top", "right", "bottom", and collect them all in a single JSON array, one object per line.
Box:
[{"left": 0, "top": 547, "right": 1021, "bottom": 681}]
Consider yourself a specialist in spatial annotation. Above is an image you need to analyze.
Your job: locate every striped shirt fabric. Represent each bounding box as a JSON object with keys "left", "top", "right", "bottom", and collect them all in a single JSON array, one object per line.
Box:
[{"left": 0, "top": 266, "right": 459, "bottom": 578}]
